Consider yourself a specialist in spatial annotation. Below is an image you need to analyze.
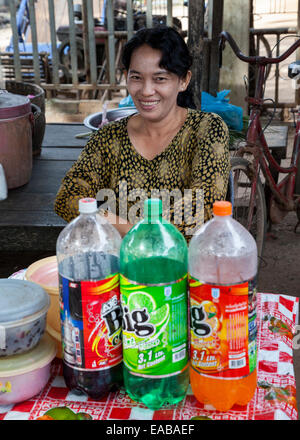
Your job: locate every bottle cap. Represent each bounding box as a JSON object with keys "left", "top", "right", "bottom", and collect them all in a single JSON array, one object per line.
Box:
[
  {"left": 213, "top": 201, "right": 232, "bottom": 216},
  {"left": 78, "top": 198, "right": 98, "bottom": 214},
  {"left": 144, "top": 198, "right": 162, "bottom": 219}
]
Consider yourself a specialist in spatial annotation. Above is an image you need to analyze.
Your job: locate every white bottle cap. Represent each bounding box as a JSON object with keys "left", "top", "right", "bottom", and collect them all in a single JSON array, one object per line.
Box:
[{"left": 78, "top": 198, "right": 98, "bottom": 214}]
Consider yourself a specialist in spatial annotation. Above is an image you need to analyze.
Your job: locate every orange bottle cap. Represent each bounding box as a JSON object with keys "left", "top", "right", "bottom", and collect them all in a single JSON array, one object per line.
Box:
[{"left": 213, "top": 201, "right": 232, "bottom": 216}]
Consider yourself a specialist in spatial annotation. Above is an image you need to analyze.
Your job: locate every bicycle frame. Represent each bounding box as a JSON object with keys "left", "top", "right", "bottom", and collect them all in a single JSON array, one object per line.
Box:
[
  {"left": 220, "top": 31, "right": 300, "bottom": 220},
  {"left": 240, "top": 68, "right": 299, "bottom": 213}
]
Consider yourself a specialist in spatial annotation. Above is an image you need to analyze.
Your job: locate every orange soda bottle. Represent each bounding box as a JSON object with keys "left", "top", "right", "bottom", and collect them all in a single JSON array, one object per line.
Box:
[{"left": 188, "top": 201, "right": 258, "bottom": 411}]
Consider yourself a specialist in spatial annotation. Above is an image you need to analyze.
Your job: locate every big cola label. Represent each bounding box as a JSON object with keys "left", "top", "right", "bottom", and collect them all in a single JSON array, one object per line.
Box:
[
  {"left": 102, "top": 295, "right": 122, "bottom": 346},
  {"left": 120, "top": 274, "right": 189, "bottom": 377},
  {"left": 121, "top": 305, "right": 156, "bottom": 338},
  {"left": 60, "top": 274, "right": 123, "bottom": 371}
]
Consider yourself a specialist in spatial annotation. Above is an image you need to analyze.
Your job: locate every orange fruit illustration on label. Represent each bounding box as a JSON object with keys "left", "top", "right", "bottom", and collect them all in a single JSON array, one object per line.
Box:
[{"left": 201, "top": 300, "right": 220, "bottom": 334}]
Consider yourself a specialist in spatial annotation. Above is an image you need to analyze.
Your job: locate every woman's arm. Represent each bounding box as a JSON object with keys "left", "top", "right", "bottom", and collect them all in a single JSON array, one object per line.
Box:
[
  {"left": 54, "top": 131, "right": 110, "bottom": 222},
  {"left": 169, "top": 113, "right": 230, "bottom": 240},
  {"left": 54, "top": 125, "right": 134, "bottom": 237}
]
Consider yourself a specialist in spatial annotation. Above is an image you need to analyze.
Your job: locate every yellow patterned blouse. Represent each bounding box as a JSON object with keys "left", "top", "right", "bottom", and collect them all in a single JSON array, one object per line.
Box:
[{"left": 54, "top": 109, "right": 230, "bottom": 240}]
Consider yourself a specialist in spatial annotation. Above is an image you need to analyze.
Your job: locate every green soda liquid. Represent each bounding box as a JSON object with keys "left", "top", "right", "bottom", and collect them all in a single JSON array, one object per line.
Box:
[{"left": 120, "top": 199, "right": 189, "bottom": 410}]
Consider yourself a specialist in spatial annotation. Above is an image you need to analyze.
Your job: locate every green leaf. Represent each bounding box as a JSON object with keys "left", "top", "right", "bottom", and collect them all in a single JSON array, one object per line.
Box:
[{"left": 191, "top": 416, "right": 212, "bottom": 420}]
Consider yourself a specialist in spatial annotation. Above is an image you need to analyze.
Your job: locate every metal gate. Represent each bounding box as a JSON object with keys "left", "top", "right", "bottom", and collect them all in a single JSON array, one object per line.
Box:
[{"left": 0, "top": 0, "right": 187, "bottom": 98}]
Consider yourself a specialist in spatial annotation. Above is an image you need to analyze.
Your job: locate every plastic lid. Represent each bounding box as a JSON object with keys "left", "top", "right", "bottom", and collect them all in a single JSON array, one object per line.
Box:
[
  {"left": 0, "top": 333, "right": 56, "bottom": 377},
  {"left": 144, "top": 198, "right": 162, "bottom": 219},
  {"left": 79, "top": 197, "right": 98, "bottom": 214},
  {"left": 0, "top": 92, "right": 31, "bottom": 119},
  {"left": 213, "top": 201, "right": 232, "bottom": 216},
  {"left": 0, "top": 279, "right": 50, "bottom": 323}
]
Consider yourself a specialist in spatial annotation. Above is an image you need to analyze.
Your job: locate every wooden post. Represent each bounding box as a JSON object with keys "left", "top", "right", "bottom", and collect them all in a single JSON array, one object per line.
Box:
[
  {"left": 146, "top": 0, "right": 152, "bottom": 28},
  {"left": 67, "top": 0, "right": 79, "bottom": 85},
  {"left": 28, "top": 0, "right": 40, "bottom": 85},
  {"left": 8, "top": 0, "right": 21, "bottom": 82},
  {"left": 127, "top": 0, "right": 134, "bottom": 41},
  {"left": 201, "top": 38, "right": 211, "bottom": 93},
  {"left": 86, "top": 0, "right": 97, "bottom": 85},
  {"left": 219, "top": 0, "right": 250, "bottom": 112},
  {"left": 167, "top": 0, "right": 173, "bottom": 28},
  {"left": 188, "top": 0, "right": 205, "bottom": 109},
  {"left": 82, "top": 2, "right": 91, "bottom": 84},
  {"left": 48, "top": 0, "right": 60, "bottom": 86},
  {"left": 207, "top": 0, "right": 224, "bottom": 96}
]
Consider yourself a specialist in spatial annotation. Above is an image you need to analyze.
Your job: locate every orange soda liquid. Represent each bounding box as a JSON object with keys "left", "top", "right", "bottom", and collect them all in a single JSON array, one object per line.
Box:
[
  {"left": 190, "top": 368, "right": 257, "bottom": 412},
  {"left": 188, "top": 201, "right": 258, "bottom": 412}
]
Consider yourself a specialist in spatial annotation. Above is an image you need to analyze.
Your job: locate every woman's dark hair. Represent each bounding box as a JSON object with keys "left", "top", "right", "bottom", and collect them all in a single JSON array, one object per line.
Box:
[{"left": 121, "top": 26, "right": 195, "bottom": 109}]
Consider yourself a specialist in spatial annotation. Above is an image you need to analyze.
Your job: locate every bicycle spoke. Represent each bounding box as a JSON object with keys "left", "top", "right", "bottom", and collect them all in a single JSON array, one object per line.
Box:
[{"left": 230, "top": 157, "right": 267, "bottom": 264}]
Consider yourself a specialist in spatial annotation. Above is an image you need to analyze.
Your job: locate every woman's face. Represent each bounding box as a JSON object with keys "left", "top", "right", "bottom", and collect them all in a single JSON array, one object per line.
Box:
[{"left": 126, "top": 44, "right": 191, "bottom": 122}]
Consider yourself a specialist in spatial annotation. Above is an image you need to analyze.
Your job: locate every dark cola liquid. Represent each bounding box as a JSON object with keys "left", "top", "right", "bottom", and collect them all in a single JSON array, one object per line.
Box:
[
  {"left": 59, "top": 252, "right": 123, "bottom": 399},
  {"left": 63, "top": 362, "right": 123, "bottom": 400}
]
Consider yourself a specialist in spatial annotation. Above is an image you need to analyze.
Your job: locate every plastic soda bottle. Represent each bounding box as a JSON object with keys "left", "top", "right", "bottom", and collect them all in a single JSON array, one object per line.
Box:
[
  {"left": 120, "top": 198, "right": 189, "bottom": 409},
  {"left": 56, "top": 198, "right": 123, "bottom": 399},
  {"left": 188, "top": 201, "right": 258, "bottom": 411}
]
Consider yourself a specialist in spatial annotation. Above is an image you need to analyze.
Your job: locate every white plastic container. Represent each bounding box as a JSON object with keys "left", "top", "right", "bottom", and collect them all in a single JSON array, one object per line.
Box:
[
  {"left": 0, "top": 333, "right": 56, "bottom": 404},
  {"left": 0, "top": 279, "right": 50, "bottom": 356}
]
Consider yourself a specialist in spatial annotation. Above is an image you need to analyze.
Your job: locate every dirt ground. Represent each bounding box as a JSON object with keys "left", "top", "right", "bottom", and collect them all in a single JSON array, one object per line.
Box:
[{"left": 258, "top": 211, "right": 299, "bottom": 298}]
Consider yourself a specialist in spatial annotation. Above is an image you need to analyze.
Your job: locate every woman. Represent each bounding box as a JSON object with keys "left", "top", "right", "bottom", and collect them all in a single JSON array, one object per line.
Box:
[{"left": 54, "top": 26, "right": 230, "bottom": 240}]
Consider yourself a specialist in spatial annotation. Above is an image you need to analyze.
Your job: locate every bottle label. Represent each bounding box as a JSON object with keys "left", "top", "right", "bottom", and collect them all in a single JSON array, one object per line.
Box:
[
  {"left": 120, "top": 274, "right": 189, "bottom": 378},
  {"left": 189, "top": 276, "right": 257, "bottom": 379},
  {"left": 59, "top": 273, "right": 123, "bottom": 371}
]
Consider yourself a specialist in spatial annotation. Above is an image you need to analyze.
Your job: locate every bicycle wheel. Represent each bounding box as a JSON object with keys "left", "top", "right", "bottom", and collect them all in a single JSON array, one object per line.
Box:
[{"left": 230, "top": 157, "right": 267, "bottom": 264}]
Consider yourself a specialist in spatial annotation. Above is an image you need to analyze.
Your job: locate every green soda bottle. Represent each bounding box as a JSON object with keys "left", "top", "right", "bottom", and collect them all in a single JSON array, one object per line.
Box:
[{"left": 120, "top": 198, "right": 189, "bottom": 410}]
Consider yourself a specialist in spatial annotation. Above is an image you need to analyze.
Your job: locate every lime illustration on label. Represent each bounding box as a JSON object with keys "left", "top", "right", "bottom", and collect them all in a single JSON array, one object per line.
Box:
[{"left": 120, "top": 274, "right": 188, "bottom": 378}]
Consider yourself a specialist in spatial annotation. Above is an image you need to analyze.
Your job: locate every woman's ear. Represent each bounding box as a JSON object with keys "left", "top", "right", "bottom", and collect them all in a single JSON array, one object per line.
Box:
[{"left": 180, "top": 70, "right": 192, "bottom": 91}]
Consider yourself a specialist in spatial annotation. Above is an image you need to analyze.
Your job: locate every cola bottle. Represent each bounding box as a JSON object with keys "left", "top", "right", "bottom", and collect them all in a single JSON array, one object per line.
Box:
[{"left": 56, "top": 198, "right": 123, "bottom": 399}]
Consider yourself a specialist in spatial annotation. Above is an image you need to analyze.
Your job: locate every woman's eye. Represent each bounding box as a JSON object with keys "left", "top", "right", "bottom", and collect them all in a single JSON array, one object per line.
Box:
[
  {"left": 129, "top": 75, "right": 140, "bottom": 80},
  {"left": 155, "top": 77, "right": 167, "bottom": 82}
]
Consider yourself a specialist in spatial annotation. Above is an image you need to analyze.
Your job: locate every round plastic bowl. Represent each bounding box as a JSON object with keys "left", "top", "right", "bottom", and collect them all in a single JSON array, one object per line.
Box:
[
  {"left": 0, "top": 279, "right": 50, "bottom": 357},
  {"left": 25, "top": 256, "right": 60, "bottom": 333},
  {"left": 0, "top": 333, "right": 56, "bottom": 405}
]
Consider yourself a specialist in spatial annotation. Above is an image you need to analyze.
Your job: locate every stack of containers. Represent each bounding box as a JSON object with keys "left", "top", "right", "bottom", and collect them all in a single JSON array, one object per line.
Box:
[
  {"left": 0, "top": 278, "right": 56, "bottom": 404},
  {"left": 25, "top": 256, "right": 62, "bottom": 357}
]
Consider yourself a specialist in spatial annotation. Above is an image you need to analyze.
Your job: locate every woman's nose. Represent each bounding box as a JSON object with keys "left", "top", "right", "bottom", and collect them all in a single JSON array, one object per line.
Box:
[{"left": 140, "top": 80, "right": 155, "bottom": 96}]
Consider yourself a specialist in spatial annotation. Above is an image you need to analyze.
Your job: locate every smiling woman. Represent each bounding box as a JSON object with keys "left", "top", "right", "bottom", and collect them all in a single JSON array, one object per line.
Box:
[
  {"left": 125, "top": 44, "right": 191, "bottom": 159},
  {"left": 54, "top": 26, "right": 230, "bottom": 241}
]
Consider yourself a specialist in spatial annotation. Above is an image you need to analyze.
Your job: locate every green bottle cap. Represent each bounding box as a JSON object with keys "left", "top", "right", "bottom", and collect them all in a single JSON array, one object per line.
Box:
[{"left": 144, "top": 198, "right": 162, "bottom": 220}]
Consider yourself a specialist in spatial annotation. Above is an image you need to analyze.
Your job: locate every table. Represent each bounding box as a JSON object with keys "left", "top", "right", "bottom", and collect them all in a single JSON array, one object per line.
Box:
[
  {"left": 0, "top": 291, "right": 298, "bottom": 421},
  {"left": 0, "top": 122, "right": 288, "bottom": 253},
  {"left": 0, "top": 123, "right": 85, "bottom": 253}
]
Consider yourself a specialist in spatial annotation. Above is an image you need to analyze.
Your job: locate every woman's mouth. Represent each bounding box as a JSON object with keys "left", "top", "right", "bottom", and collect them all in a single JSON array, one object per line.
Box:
[{"left": 139, "top": 100, "right": 160, "bottom": 110}]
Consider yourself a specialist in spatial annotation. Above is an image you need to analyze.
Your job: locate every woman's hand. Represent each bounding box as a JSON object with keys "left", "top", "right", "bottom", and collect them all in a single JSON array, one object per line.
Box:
[{"left": 104, "top": 211, "right": 133, "bottom": 237}]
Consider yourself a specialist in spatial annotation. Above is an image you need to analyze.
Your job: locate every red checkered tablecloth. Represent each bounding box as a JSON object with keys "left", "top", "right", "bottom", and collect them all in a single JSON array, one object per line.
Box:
[{"left": 0, "top": 291, "right": 298, "bottom": 421}]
